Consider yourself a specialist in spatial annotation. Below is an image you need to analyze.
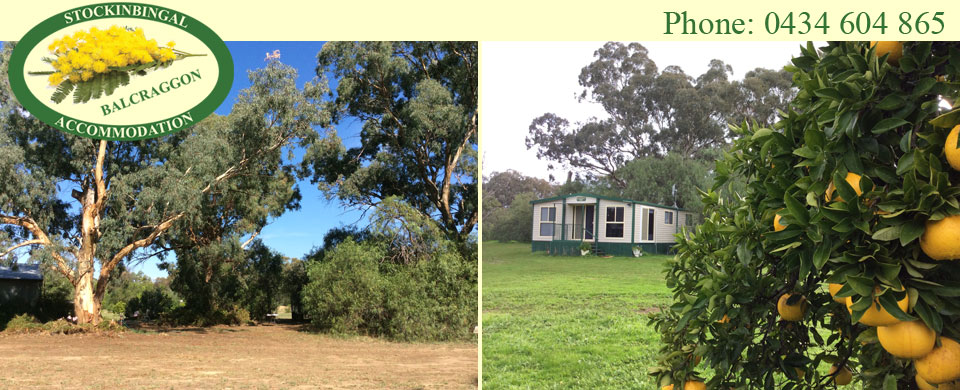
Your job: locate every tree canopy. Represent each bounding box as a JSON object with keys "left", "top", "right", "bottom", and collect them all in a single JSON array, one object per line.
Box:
[
  {"left": 651, "top": 41, "right": 960, "bottom": 389},
  {"left": 526, "top": 42, "right": 794, "bottom": 188},
  {"left": 303, "top": 41, "right": 478, "bottom": 249},
  {"left": 0, "top": 40, "right": 325, "bottom": 323}
]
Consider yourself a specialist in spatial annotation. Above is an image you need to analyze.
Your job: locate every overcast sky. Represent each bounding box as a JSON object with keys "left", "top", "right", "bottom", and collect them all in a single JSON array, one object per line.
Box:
[{"left": 481, "top": 41, "right": 814, "bottom": 182}]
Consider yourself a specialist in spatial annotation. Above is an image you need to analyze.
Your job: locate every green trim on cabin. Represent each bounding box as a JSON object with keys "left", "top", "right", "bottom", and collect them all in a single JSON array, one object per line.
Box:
[
  {"left": 531, "top": 240, "right": 675, "bottom": 256},
  {"left": 530, "top": 192, "right": 685, "bottom": 212},
  {"left": 594, "top": 198, "right": 600, "bottom": 246},
  {"left": 560, "top": 198, "right": 567, "bottom": 241}
]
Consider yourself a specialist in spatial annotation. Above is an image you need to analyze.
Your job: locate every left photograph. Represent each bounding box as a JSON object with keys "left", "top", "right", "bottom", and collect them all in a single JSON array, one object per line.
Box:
[{"left": 0, "top": 40, "right": 478, "bottom": 389}]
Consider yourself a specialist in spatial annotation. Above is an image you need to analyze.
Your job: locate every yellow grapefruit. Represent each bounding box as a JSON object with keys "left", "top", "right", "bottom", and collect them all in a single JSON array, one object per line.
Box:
[
  {"left": 828, "top": 283, "right": 845, "bottom": 303},
  {"left": 684, "top": 381, "right": 706, "bottom": 390},
  {"left": 778, "top": 294, "right": 807, "bottom": 322},
  {"left": 916, "top": 375, "right": 936, "bottom": 390},
  {"left": 870, "top": 41, "right": 903, "bottom": 64},
  {"left": 717, "top": 314, "right": 730, "bottom": 324},
  {"left": 828, "top": 365, "right": 852, "bottom": 386},
  {"left": 941, "top": 382, "right": 960, "bottom": 390},
  {"left": 921, "top": 215, "right": 960, "bottom": 260},
  {"left": 774, "top": 213, "right": 787, "bottom": 232},
  {"left": 825, "top": 173, "right": 863, "bottom": 203},
  {"left": 945, "top": 125, "right": 960, "bottom": 171},
  {"left": 877, "top": 320, "right": 936, "bottom": 358},
  {"left": 916, "top": 337, "right": 960, "bottom": 385},
  {"left": 845, "top": 290, "right": 908, "bottom": 327},
  {"left": 662, "top": 385, "right": 674, "bottom": 390}
]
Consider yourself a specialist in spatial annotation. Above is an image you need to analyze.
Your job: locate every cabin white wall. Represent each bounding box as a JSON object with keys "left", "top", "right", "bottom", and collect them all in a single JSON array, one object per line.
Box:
[
  {"left": 597, "top": 199, "right": 632, "bottom": 243},
  {"left": 655, "top": 208, "right": 678, "bottom": 243}
]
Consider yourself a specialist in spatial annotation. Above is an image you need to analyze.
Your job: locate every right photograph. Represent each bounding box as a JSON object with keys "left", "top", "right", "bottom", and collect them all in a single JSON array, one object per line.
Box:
[{"left": 481, "top": 41, "right": 960, "bottom": 389}]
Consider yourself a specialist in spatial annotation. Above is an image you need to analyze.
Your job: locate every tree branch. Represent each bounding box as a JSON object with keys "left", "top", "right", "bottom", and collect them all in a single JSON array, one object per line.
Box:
[
  {"left": 241, "top": 230, "right": 261, "bottom": 250},
  {"left": 96, "top": 213, "right": 184, "bottom": 296},
  {"left": 0, "top": 239, "right": 45, "bottom": 259},
  {"left": 0, "top": 214, "right": 76, "bottom": 283}
]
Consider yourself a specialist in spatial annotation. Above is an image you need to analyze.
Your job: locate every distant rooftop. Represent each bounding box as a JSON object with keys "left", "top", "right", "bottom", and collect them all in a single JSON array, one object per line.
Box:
[{"left": 0, "top": 264, "right": 43, "bottom": 281}]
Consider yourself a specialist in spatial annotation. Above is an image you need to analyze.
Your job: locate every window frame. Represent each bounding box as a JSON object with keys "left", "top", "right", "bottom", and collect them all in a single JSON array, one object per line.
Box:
[
  {"left": 605, "top": 206, "right": 625, "bottom": 238},
  {"left": 665, "top": 210, "right": 674, "bottom": 225},
  {"left": 539, "top": 206, "right": 557, "bottom": 237}
]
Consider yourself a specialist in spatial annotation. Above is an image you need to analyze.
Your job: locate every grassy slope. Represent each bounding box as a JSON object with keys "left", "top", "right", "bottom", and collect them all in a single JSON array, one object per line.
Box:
[{"left": 482, "top": 241, "right": 672, "bottom": 389}]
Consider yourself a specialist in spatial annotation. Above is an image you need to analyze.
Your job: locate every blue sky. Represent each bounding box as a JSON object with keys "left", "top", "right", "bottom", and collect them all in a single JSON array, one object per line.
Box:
[{"left": 2, "top": 41, "right": 369, "bottom": 278}]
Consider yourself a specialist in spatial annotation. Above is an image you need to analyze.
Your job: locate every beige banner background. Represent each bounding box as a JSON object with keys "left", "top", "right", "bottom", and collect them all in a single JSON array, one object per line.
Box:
[{"left": 1, "top": 0, "right": 959, "bottom": 40}]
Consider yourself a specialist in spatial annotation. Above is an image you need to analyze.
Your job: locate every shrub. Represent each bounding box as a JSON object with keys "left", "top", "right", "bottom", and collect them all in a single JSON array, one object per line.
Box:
[
  {"left": 303, "top": 240, "right": 387, "bottom": 335},
  {"left": 163, "top": 305, "right": 252, "bottom": 327},
  {"left": 42, "top": 319, "right": 82, "bottom": 334},
  {"left": 650, "top": 42, "right": 960, "bottom": 389},
  {"left": 109, "top": 301, "right": 127, "bottom": 316},
  {"left": 4, "top": 313, "right": 41, "bottom": 333},
  {"left": 302, "top": 239, "right": 476, "bottom": 341},
  {"left": 125, "top": 286, "right": 175, "bottom": 321},
  {"left": 37, "top": 269, "right": 73, "bottom": 322}
]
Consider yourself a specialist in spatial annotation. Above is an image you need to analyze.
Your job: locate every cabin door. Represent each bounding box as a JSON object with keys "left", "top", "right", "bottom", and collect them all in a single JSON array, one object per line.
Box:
[{"left": 584, "top": 205, "right": 595, "bottom": 240}]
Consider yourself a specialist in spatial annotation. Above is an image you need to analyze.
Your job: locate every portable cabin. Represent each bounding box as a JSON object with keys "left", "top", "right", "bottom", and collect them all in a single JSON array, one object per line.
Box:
[
  {"left": 0, "top": 264, "right": 43, "bottom": 312},
  {"left": 530, "top": 193, "right": 697, "bottom": 256}
]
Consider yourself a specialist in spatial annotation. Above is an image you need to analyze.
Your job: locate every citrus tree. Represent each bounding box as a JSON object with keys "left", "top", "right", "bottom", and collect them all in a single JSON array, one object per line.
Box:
[{"left": 650, "top": 42, "right": 960, "bottom": 390}]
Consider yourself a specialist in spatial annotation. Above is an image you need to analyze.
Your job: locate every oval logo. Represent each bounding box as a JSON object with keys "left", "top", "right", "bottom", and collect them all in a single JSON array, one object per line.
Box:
[{"left": 7, "top": 3, "right": 233, "bottom": 141}]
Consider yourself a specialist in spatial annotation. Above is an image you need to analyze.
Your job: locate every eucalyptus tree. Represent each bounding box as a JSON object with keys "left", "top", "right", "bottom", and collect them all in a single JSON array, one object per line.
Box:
[
  {"left": 526, "top": 42, "right": 795, "bottom": 187},
  {"left": 0, "top": 42, "right": 324, "bottom": 324},
  {"left": 303, "top": 41, "right": 478, "bottom": 250}
]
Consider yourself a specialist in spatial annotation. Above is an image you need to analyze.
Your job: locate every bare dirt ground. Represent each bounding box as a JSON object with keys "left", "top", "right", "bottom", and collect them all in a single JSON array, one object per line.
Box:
[{"left": 0, "top": 324, "right": 477, "bottom": 389}]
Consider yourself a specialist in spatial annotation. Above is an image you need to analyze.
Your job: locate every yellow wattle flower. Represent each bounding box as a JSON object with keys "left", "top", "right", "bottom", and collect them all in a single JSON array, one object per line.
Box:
[
  {"left": 39, "top": 25, "right": 188, "bottom": 90},
  {"left": 47, "top": 72, "right": 64, "bottom": 86}
]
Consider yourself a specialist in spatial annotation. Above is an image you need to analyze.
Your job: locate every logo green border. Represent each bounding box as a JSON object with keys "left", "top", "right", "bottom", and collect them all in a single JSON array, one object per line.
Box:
[{"left": 7, "top": 2, "right": 233, "bottom": 141}]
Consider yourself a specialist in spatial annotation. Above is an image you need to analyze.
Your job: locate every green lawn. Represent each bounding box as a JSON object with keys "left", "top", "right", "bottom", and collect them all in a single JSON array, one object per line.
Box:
[{"left": 482, "top": 241, "right": 673, "bottom": 389}]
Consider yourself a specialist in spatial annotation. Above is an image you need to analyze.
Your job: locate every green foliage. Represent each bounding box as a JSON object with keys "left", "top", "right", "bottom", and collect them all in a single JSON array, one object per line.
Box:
[
  {"left": 37, "top": 267, "right": 73, "bottom": 321},
  {"left": 303, "top": 41, "right": 478, "bottom": 248},
  {"left": 302, "top": 238, "right": 475, "bottom": 341},
  {"left": 282, "top": 258, "right": 308, "bottom": 321},
  {"left": 482, "top": 170, "right": 555, "bottom": 243},
  {"left": 303, "top": 226, "right": 373, "bottom": 263},
  {"left": 613, "top": 152, "right": 713, "bottom": 213},
  {"left": 302, "top": 198, "right": 476, "bottom": 341},
  {"left": 158, "top": 61, "right": 324, "bottom": 326},
  {"left": 125, "top": 285, "right": 177, "bottom": 321},
  {"left": 651, "top": 42, "right": 960, "bottom": 389},
  {"left": 303, "top": 240, "right": 390, "bottom": 335},
  {"left": 483, "top": 170, "right": 555, "bottom": 207},
  {"left": 482, "top": 192, "right": 537, "bottom": 243},
  {"left": 165, "top": 239, "right": 284, "bottom": 325},
  {"left": 237, "top": 240, "right": 284, "bottom": 320},
  {"left": 102, "top": 269, "right": 155, "bottom": 315},
  {"left": 3, "top": 313, "right": 41, "bottom": 333},
  {"left": 44, "top": 58, "right": 172, "bottom": 104},
  {"left": 3, "top": 313, "right": 125, "bottom": 334},
  {"left": 527, "top": 42, "right": 795, "bottom": 187},
  {"left": 50, "top": 80, "right": 74, "bottom": 104}
]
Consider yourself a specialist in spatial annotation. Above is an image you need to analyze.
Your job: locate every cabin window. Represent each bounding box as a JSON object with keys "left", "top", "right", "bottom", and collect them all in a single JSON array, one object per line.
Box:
[
  {"left": 539, "top": 206, "right": 556, "bottom": 237},
  {"left": 685, "top": 214, "right": 695, "bottom": 226},
  {"left": 665, "top": 211, "right": 674, "bottom": 225},
  {"left": 605, "top": 206, "right": 624, "bottom": 238}
]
